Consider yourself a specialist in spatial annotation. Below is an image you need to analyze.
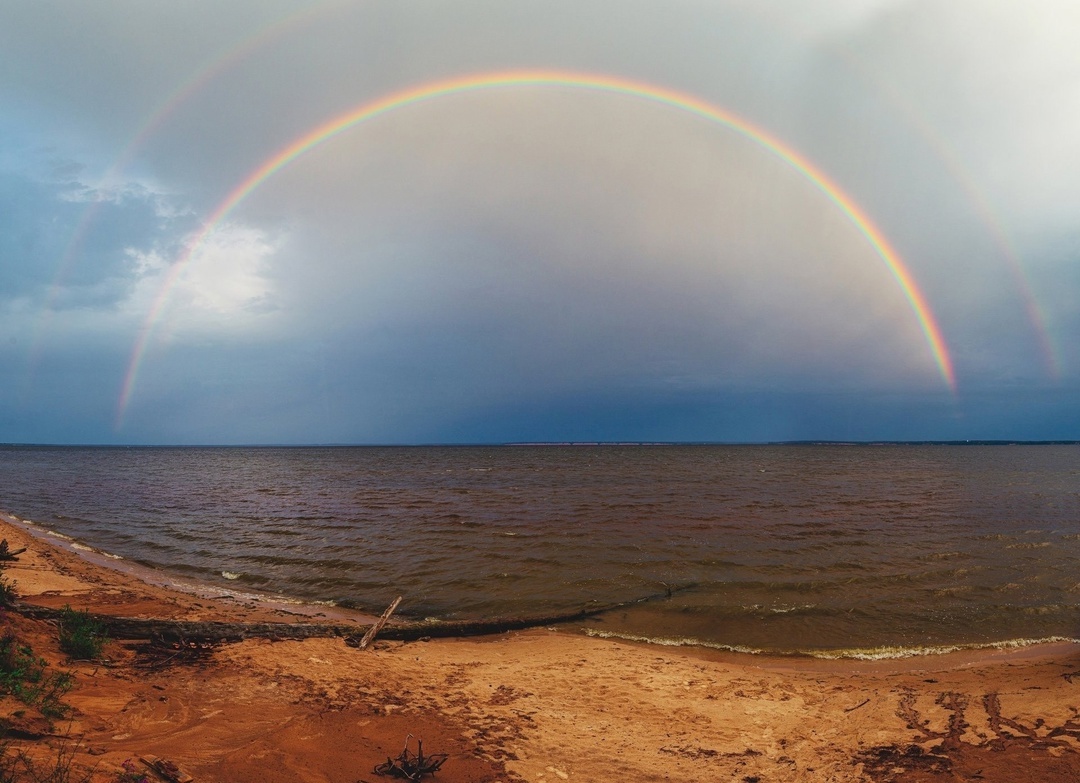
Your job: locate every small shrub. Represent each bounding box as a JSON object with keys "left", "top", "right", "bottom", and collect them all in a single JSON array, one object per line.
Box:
[
  {"left": 0, "top": 726, "right": 95, "bottom": 783},
  {"left": 0, "top": 738, "right": 16, "bottom": 783},
  {"left": 0, "top": 577, "right": 16, "bottom": 608},
  {"left": 0, "top": 540, "right": 26, "bottom": 566},
  {"left": 57, "top": 607, "right": 108, "bottom": 661},
  {"left": 22, "top": 670, "right": 75, "bottom": 721},
  {"left": 0, "top": 632, "right": 27, "bottom": 676},
  {"left": 0, "top": 631, "right": 46, "bottom": 697},
  {"left": 0, "top": 632, "right": 74, "bottom": 720}
]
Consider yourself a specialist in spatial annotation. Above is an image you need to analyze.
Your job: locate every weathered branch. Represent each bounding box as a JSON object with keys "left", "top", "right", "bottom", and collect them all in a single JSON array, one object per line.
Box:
[{"left": 350, "top": 595, "right": 402, "bottom": 650}]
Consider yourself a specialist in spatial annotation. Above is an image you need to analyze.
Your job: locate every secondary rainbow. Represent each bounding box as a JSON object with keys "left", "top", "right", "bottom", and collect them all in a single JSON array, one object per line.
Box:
[
  {"left": 826, "top": 46, "right": 1059, "bottom": 378},
  {"left": 117, "top": 69, "right": 957, "bottom": 425}
]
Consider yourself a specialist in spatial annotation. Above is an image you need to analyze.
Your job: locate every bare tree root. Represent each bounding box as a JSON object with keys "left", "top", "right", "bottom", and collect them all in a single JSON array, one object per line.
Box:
[{"left": 373, "top": 735, "right": 448, "bottom": 781}]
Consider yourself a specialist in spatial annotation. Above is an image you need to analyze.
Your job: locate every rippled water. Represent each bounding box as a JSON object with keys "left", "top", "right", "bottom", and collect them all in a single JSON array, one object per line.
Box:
[{"left": 2, "top": 444, "right": 1079, "bottom": 657}]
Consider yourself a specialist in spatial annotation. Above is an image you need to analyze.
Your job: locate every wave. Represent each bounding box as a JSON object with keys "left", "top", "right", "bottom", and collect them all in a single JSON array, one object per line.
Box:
[{"left": 70, "top": 542, "right": 124, "bottom": 560}]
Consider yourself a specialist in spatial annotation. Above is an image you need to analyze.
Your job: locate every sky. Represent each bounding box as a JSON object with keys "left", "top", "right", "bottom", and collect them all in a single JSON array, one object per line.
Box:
[{"left": 1, "top": 0, "right": 1079, "bottom": 444}]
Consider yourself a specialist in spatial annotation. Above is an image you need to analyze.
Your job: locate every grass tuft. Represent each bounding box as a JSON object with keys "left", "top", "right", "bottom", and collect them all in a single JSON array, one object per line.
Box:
[{"left": 56, "top": 607, "right": 108, "bottom": 662}]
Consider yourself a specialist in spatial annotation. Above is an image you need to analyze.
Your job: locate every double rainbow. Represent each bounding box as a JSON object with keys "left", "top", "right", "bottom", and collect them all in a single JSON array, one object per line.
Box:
[{"left": 117, "top": 69, "right": 956, "bottom": 425}]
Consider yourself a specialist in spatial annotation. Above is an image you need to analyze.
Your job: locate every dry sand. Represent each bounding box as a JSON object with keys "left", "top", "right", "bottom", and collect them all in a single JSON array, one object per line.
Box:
[{"left": 1, "top": 513, "right": 1080, "bottom": 783}]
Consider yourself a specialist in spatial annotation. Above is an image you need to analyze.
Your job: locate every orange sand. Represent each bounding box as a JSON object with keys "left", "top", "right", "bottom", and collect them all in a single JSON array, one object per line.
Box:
[{"left": 2, "top": 512, "right": 1079, "bottom": 782}]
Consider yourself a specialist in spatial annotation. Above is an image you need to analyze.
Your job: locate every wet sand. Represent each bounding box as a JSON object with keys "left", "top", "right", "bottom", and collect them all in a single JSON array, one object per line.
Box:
[{"left": 2, "top": 513, "right": 1080, "bottom": 782}]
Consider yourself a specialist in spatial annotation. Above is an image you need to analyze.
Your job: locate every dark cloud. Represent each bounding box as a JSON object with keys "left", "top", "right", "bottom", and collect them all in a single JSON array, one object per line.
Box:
[
  {"left": 0, "top": 160, "right": 177, "bottom": 310},
  {"left": 0, "top": 0, "right": 1077, "bottom": 443}
]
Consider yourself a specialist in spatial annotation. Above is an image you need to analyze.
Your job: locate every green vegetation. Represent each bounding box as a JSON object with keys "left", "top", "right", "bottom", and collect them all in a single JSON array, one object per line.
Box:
[
  {"left": 56, "top": 608, "right": 107, "bottom": 662},
  {"left": 0, "top": 544, "right": 96, "bottom": 782},
  {"left": 0, "top": 632, "right": 73, "bottom": 721}
]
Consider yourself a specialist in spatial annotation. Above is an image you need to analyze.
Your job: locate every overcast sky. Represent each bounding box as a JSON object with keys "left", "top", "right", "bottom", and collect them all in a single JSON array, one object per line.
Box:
[{"left": 2, "top": 0, "right": 1078, "bottom": 444}]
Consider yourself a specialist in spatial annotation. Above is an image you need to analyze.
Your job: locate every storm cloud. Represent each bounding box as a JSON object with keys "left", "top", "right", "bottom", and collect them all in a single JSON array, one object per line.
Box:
[{"left": 1, "top": 0, "right": 1077, "bottom": 443}]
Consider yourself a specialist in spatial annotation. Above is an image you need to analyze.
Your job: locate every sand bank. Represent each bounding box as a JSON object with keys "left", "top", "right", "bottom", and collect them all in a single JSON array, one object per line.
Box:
[{"left": 1, "top": 513, "right": 1080, "bottom": 782}]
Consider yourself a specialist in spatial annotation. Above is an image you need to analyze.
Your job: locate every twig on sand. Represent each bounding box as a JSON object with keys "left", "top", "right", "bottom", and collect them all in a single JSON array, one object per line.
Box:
[
  {"left": 347, "top": 596, "right": 403, "bottom": 650},
  {"left": 845, "top": 698, "right": 871, "bottom": 713}
]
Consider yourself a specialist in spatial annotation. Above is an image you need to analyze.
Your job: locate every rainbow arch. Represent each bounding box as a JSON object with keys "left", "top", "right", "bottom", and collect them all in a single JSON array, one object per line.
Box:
[{"left": 116, "top": 69, "right": 957, "bottom": 426}]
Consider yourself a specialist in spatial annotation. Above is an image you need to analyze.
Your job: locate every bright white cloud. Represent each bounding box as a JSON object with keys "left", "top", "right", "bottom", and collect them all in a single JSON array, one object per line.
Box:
[{"left": 124, "top": 223, "right": 280, "bottom": 341}]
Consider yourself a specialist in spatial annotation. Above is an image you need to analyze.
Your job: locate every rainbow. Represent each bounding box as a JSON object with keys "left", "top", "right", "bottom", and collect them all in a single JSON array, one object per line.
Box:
[{"left": 116, "top": 69, "right": 957, "bottom": 425}]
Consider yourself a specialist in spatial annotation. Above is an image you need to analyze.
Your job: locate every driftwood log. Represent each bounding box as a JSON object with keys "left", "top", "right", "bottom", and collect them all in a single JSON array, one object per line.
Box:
[
  {"left": 10, "top": 583, "right": 694, "bottom": 644},
  {"left": 12, "top": 601, "right": 620, "bottom": 642}
]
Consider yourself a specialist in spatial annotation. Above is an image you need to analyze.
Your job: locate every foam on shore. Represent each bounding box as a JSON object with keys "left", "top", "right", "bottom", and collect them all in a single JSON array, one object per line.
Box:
[{"left": 582, "top": 627, "right": 1080, "bottom": 660}]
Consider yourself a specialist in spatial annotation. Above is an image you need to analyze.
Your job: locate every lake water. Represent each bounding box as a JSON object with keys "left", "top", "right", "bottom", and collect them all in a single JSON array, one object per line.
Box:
[{"left": 2, "top": 444, "right": 1078, "bottom": 658}]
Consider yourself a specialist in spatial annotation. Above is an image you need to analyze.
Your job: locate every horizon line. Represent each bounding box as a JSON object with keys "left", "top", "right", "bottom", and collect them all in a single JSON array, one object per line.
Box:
[{"left": 2, "top": 440, "right": 1077, "bottom": 449}]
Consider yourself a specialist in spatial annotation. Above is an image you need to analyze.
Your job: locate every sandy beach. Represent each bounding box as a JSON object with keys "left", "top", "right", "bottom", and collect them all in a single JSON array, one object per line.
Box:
[{"left": 2, "top": 513, "right": 1080, "bottom": 783}]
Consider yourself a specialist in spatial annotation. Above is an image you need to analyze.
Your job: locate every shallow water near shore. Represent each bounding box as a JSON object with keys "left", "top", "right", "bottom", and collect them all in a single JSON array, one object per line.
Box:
[{"left": 1, "top": 443, "right": 1079, "bottom": 657}]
